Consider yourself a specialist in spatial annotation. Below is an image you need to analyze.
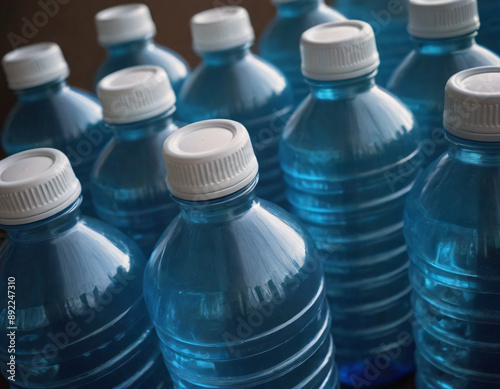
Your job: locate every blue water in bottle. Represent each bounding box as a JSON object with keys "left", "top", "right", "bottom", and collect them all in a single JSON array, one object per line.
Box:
[
  {"left": 144, "top": 119, "right": 339, "bottom": 389},
  {"left": 388, "top": 0, "right": 500, "bottom": 167},
  {"left": 0, "top": 148, "right": 171, "bottom": 389},
  {"left": 91, "top": 66, "right": 179, "bottom": 256},
  {"left": 177, "top": 6, "right": 294, "bottom": 207},
  {"left": 280, "top": 21, "right": 420, "bottom": 386},
  {"left": 477, "top": 0, "right": 500, "bottom": 54},
  {"left": 2, "top": 43, "right": 107, "bottom": 216},
  {"left": 93, "top": 4, "right": 189, "bottom": 94},
  {"left": 335, "top": 0, "right": 410, "bottom": 85},
  {"left": 404, "top": 67, "right": 500, "bottom": 389},
  {"left": 259, "top": 0, "right": 345, "bottom": 103}
]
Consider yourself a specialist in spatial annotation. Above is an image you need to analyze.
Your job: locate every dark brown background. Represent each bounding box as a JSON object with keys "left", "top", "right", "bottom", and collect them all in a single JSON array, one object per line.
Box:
[{"left": 0, "top": 1, "right": 414, "bottom": 388}]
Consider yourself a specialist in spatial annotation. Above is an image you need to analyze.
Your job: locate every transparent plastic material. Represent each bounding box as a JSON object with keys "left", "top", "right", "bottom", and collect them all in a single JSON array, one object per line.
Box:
[
  {"left": 91, "top": 110, "right": 179, "bottom": 256},
  {"left": 405, "top": 133, "right": 500, "bottom": 389},
  {"left": 335, "top": 0, "right": 410, "bottom": 85},
  {"left": 94, "top": 37, "right": 190, "bottom": 94},
  {"left": 2, "top": 78, "right": 107, "bottom": 216},
  {"left": 388, "top": 33, "right": 500, "bottom": 166},
  {"left": 280, "top": 72, "right": 420, "bottom": 387},
  {"left": 144, "top": 178, "right": 339, "bottom": 388},
  {"left": 259, "top": 0, "right": 345, "bottom": 103},
  {"left": 176, "top": 44, "right": 294, "bottom": 207},
  {"left": 477, "top": 0, "right": 500, "bottom": 55},
  {"left": 0, "top": 198, "right": 171, "bottom": 388}
]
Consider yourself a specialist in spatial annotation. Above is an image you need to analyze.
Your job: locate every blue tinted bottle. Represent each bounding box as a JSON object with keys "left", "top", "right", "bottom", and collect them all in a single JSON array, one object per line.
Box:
[
  {"left": 177, "top": 6, "right": 295, "bottom": 207},
  {"left": 280, "top": 21, "right": 420, "bottom": 386},
  {"left": 388, "top": 0, "right": 500, "bottom": 167},
  {"left": 259, "top": 0, "right": 345, "bottom": 103},
  {"left": 335, "top": 0, "right": 410, "bottom": 85},
  {"left": 92, "top": 66, "right": 179, "bottom": 256},
  {"left": 405, "top": 67, "right": 500, "bottom": 389},
  {"left": 0, "top": 148, "right": 171, "bottom": 388},
  {"left": 144, "top": 119, "right": 338, "bottom": 388},
  {"left": 477, "top": 0, "right": 500, "bottom": 54},
  {"left": 2, "top": 43, "right": 107, "bottom": 216},
  {"left": 94, "top": 4, "right": 189, "bottom": 94}
]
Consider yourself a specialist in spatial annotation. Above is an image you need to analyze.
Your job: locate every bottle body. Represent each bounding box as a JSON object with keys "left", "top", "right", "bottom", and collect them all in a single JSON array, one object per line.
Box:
[
  {"left": 259, "top": 0, "right": 345, "bottom": 103},
  {"left": 176, "top": 47, "right": 295, "bottom": 208},
  {"left": 94, "top": 38, "right": 190, "bottom": 94},
  {"left": 280, "top": 75, "right": 420, "bottom": 386},
  {"left": 388, "top": 35, "right": 500, "bottom": 166},
  {"left": 2, "top": 80, "right": 108, "bottom": 216},
  {"left": 477, "top": 0, "right": 500, "bottom": 55},
  {"left": 91, "top": 112, "right": 179, "bottom": 255},
  {"left": 144, "top": 181, "right": 339, "bottom": 388},
  {"left": 335, "top": 0, "right": 410, "bottom": 85},
  {"left": 0, "top": 199, "right": 171, "bottom": 388},
  {"left": 404, "top": 135, "right": 500, "bottom": 389}
]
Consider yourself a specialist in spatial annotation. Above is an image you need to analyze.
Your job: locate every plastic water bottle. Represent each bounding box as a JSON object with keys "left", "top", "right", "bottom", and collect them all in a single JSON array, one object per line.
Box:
[
  {"left": 335, "top": 0, "right": 410, "bottom": 85},
  {"left": 94, "top": 3, "right": 190, "bottom": 94},
  {"left": 388, "top": 0, "right": 500, "bottom": 167},
  {"left": 91, "top": 65, "right": 178, "bottom": 256},
  {"left": 144, "top": 119, "right": 339, "bottom": 389},
  {"left": 177, "top": 6, "right": 295, "bottom": 207},
  {"left": 280, "top": 21, "right": 420, "bottom": 387},
  {"left": 0, "top": 148, "right": 171, "bottom": 388},
  {"left": 2, "top": 42, "right": 107, "bottom": 216},
  {"left": 477, "top": 0, "right": 500, "bottom": 54},
  {"left": 405, "top": 66, "right": 500, "bottom": 389},
  {"left": 259, "top": 0, "right": 345, "bottom": 103}
]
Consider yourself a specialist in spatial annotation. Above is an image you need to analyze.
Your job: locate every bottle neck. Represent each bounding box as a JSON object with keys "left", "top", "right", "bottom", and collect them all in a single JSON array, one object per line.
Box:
[
  {"left": 104, "top": 36, "right": 155, "bottom": 55},
  {"left": 412, "top": 32, "right": 477, "bottom": 55},
  {"left": 447, "top": 132, "right": 500, "bottom": 166},
  {"left": 14, "top": 77, "right": 68, "bottom": 102},
  {"left": 175, "top": 176, "right": 259, "bottom": 223},
  {"left": 107, "top": 108, "right": 176, "bottom": 141},
  {"left": 307, "top": 71, "right": 377, "bottom": 100},
  {"left": 276, "top": 0, "right": 323, "bottom": 16},
  {"left": 3, "top": 197, "right": 82, "bottom": 243},
  {"left": 200, "top": 43, "right": 253, "bottom": 66}
]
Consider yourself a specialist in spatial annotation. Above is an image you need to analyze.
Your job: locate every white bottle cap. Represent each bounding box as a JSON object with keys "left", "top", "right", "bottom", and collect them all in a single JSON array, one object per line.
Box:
[
  {"left": 95, "top": 3, "right": 156, "bottom": 46},
  {"left": 408, "top": 0, "right": 480, "bottom": 39},
  {"left": 300, "top": 20, "right": 380, "bottom": 81},
  {"left": 191, "top": 6, "right": 255, "bottom": 53},
  {"left": 444, "top": 67, "right": 500, "bottom": 142},
  {"left": 163, "top": 119, "right": 259, "bottom": 201},
  {"left": 97, "top": 65, "right": 176, "bottom": 124},
  {"left": 0, "top": 148, "right": 81, "bottom": 226},
  {"left": 2, "top": 42, "right": 70, "bottom": 90}
]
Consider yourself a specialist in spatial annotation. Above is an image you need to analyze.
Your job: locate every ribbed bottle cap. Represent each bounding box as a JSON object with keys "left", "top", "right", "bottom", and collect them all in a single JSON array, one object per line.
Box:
[
  {"left": 163, "top": 119, "right": 259, "bottom": 201},
  {"left": 95, "top": 3, "right": 156, "bottom": 46},
  {"left": 300, "top": 20, "right": 379, "bottom": 81},
  {"left": 191, "top": 6, "right": 255, "bottom": 53},
  {"left": 0, "top": 148, "right": 81, "bottom": 226},
  {"left": 408, "top": 0, "right": 480, "bottom": 39},
  {"left": 97, "top": 65, "right": 176, "bottom": 124},
  {"left": 444, "top": 67, "right": 500, "bottom": 142},
  {"left": 2, "top": 42, "right": 69, "bottom": 90}
]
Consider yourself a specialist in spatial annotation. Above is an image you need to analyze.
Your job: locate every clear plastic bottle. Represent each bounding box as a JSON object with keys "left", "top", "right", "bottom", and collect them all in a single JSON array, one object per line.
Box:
[
  {"left": 280, "top": 21, "right": 420, "bottom": 387},
  {"left": 405, "top": 66, "right": 500, "bottom": 389},
  {"left": 92, "top": 65, "right": 178, "bottom": 256},
  {"left": 387, "top": 0, "right": 500, "bottom": 167},
  {"left": 144, "top": 119, "right": 339, "bottom": 389},
  {"left": 259, "top": 0, "right": 345, "bottom": 103},
  {"left": 0, "top": 148, "right": 171, "bottom": 388},
  {"left": 176, "top": 6, "right": 295, "bottom": 208},
  {"left": 335, "top": 0, "right": 410, "bottom": 85},
  {"left": 2, "top": 42, "right": 107, "bottom": 216},
  {"left": 477, "top": 0, "right": 500, "bottom": 55},
  {"left": 93, "top": 3, "right": 190, "bottom": 94}
]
